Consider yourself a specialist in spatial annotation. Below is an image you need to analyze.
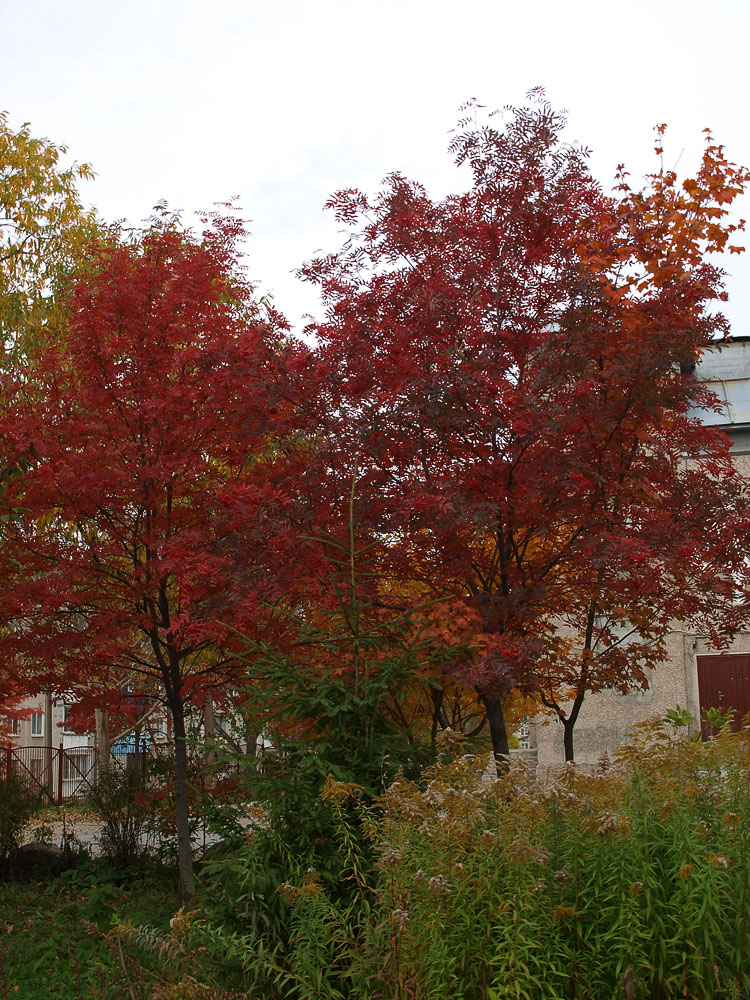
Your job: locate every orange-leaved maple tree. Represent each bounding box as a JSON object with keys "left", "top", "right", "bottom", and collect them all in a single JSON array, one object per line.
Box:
[
  {"left": 0, "top": 212, "right": 311, "bottom": 902},
  {"left": 303, "top": 91, "right": 750, "bottom": 762}
]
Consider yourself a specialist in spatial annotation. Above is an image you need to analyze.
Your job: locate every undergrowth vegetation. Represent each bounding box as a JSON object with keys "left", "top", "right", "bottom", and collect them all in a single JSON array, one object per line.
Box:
[
  {"left": 3, "top": 720, "right": 750, "bottom": 998},
  {"left": 188, "top": 721, "right": 750, "bottom": 999},
  {"left": 0, "top": 769, "right": 41, "bottom": 869},
  {"left": 350, "top": 721, "right": 750, "bottom": 1000},
  {"left": 0, "top": 863, "right": 180, "bottom": 999}
]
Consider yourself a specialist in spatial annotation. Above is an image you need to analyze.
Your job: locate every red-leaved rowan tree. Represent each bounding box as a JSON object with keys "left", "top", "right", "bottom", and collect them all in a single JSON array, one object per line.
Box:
[
  {"left": 0, "top": 212, "right": 311, "bottom": 901},
  {"left": 303, "top": 93, "right": 750, "bottom": 762}
]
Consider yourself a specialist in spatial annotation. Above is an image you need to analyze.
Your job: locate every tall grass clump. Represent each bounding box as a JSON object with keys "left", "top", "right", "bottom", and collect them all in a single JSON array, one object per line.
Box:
[{"left": 352, "top": 720, "right": 750, "bottom": 999}]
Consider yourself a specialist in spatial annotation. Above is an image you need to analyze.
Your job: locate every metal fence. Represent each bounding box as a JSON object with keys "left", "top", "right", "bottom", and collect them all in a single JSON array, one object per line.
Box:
[
  {"left": 111, "top": 734, "right": 150, "bottom": 773},
  {"left": 2, "top": 743, "right": 151, "bottom": 804}
]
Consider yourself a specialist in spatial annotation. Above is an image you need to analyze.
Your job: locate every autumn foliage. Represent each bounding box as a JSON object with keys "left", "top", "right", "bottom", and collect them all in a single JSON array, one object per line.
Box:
[
  {"left": 0, "top": 94, "right": 749, "bottom": 907},
  {"left": 0, "top": 212, "right": 312, "bottom": 899},
  {"left": 303, "top": 93, "right": 750, "bottom": 759}
]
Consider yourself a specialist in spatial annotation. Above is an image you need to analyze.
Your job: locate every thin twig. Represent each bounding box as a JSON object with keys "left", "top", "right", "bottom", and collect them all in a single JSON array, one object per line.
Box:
[{"left": 116, "top": 936, "right": 139, "bottom": 1000}]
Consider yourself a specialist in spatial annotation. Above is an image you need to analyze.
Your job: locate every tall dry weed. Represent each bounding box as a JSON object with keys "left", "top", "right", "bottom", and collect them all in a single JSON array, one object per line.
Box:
[{"left": 351, "top": 724, "right": 750, "bottom": 999}]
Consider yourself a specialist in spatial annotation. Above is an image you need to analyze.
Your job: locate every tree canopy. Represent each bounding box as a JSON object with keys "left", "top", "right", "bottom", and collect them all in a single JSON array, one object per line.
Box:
[
  {"left": 1, "top": 95, "right": 749, "bottom": 872},
  {"left": 0, "top": 111, "right": 96, "bottom": 356},
  {"left": 0, "top": 211, "right": 311, "bottom": 901},
  {"left": 302, "top": 93, "right": 750, "bottom": 760}
]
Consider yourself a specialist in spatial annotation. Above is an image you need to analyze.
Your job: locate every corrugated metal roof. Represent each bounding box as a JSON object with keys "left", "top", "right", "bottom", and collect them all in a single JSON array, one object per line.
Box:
[{"left": 693, "top": 340, "right": 750, "bottom": 428}]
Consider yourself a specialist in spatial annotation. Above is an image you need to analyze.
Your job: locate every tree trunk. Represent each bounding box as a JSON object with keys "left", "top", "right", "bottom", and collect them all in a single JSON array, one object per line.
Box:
[
  {"left": 44, "top": 691, "right": 54, "bottom": 799},
  {"left": 562, "top": 689, "right": 586, "bottom": 763},
  {"left": 203, "top": 690, "right": 215, "bottom": 738},
  {"left": 430, "top": 688, "right": 444, "bottom": 751},
  {"left": 562, "top": 719, "right": 575, "bottom": 763},
  {"left": 245, "top": 727, "right": 258, "bottom": 756},
  {"left": 203, "top": 690, "right": 215, "bottom": 764},
  {"left": 169, "top": 691, "right": 197, "bottom": 906},
  {"left": 481, "top": 692, "right": 510, "bottom": 774}
]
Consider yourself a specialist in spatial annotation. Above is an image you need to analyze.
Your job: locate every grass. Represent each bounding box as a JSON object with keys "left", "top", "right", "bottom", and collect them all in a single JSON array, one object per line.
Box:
[{"left": 0, "top": 861, "right": 178, "bottom": 1000}]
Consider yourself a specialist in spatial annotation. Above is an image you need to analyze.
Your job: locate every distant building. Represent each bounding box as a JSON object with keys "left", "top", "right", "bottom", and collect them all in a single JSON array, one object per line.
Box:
[
  {"left": 3, "top": 694, "right": 96, "bottom": 801},
  {"left": 7, "top": 694, "right": 95, "bottom": 753}
]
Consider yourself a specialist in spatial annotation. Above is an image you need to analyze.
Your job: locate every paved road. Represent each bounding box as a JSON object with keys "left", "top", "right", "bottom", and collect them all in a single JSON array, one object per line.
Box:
[{"left": 21, "top": 813, "right": 219, "bottom": 857}]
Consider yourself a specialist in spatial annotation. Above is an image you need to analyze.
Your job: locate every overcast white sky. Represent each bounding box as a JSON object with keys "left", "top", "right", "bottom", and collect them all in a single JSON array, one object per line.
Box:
[{"left": 2, "top": 0, "right": 749, "bottom": 334}]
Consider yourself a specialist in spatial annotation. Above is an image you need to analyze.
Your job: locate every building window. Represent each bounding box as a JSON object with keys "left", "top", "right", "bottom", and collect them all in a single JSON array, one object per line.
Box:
[
  {"left": 62, "top": 753, "right": 89, "bottom": 782},
  {"left": 516, "top": 717, "right": 530, "bottom": 751},
  {"left": 10, "top": 718, "right": 21, "bottom": 736},
  {"left": 30, "top": 712, "right": 44, "bottom": 738},
  {"left": 62, "top": 704, "right": 75, "bottom": 735}
]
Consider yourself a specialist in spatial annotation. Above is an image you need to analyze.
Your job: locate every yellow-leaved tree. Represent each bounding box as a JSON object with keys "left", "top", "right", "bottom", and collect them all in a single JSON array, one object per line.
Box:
[{"left": 0, "top": 111, "right": 97, "bottom": 357}]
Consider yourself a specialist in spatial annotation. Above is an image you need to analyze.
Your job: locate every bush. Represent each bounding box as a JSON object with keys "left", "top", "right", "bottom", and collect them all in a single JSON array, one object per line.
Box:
[
  {"left": 197, "top": 567, "right": 440, "bottom": 996},
  {"left": 198, "top": 661, "right": 432, "bottom": 997},
  {"left": 351, "top": 721, "right": 750, "bottom": 999},
  {"left": 86, "top": 762, "right": 159, "bottom": 867},
  {"left": 196, "top": 721, "right": 750, "bottom": 999},
  {"left": 0, "top": 769, "right": 42, "bottom": 869}
]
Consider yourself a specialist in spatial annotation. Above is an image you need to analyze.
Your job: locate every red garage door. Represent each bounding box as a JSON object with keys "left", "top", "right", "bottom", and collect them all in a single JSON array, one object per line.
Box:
[{"left": 696, "top": 654, "right": 750, "bottom": 738}]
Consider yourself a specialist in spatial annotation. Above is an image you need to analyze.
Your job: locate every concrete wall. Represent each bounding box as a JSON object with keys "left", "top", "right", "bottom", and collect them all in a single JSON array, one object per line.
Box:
[{"left": 530, "top": 631, "right": 695, "bottom": 767}]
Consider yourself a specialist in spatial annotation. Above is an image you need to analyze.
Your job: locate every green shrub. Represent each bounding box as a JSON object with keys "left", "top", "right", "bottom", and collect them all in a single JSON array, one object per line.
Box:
[
  {"left": 197, "top": 538, "right": 440, "bottom": 996},
  {"left": 194, "top": 721, "right": 750, "bottom": 999},
  {"left": 0, "top": 769, "right": 42, "bottom": 868},
  {"left": 353, "top": 721, "right": 750, "bottom": 1000},
  {"left": 198, "top": 656, "right": 432, "bottom": 998},
  {"left": 85, "top": 762, "right": 159, "bottom": 867}
]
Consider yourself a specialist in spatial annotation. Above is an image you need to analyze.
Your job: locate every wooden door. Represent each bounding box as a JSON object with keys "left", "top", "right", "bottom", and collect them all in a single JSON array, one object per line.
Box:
[{"left": 696, "top": 653, "right": 750, "bottom": 737}]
